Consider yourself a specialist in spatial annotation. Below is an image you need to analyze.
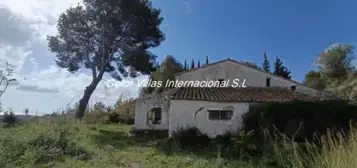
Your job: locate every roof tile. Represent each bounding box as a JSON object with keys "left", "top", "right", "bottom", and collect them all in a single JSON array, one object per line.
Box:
[{"left": 170, "top": 87, "right": 325, "bottom": 102}]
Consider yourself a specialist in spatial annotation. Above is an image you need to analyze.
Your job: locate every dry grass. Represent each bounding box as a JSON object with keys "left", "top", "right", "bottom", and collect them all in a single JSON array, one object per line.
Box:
[
  {"left": 2, "top": 116, "right": 357, "bottom": 168},
  {"left": 272, "top": 127, "right": 357, "bottom": 168}
]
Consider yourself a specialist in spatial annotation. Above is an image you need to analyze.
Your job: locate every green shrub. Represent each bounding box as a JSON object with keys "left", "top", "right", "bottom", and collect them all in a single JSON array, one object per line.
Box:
[
  {"left": 212, "top": 132, "right": 232, "bottom": 144},
  {"left": 28, "top": 128, "right": 91, "bottom": 163},
  {"left": 2, "top": 111, "right": 17, "bottom": 127},
  {"left": 169, "top": 127, "right": 210, "bottom": 151},
  {"left": 118, "top": 117, "right": 135, "bottom": 125},
  {"left": 242, "top": 100, "right": 357, "bottom": 142},
  {"left": 130, "top": 129, "right": 168, "bottom": 139},
  {"left": 0, "top": 126, "right": 91, "bottom": 167},
  {"left": 83, "top": 111, "right": 108, "bottom": 124},
  {"left": 108, "top": 112, "right": 120, "bottom": 123}
]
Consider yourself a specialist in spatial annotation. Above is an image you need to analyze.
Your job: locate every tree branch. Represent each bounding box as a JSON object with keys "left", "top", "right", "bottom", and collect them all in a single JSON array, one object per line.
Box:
[
  {"left": 83, "top": 15, "right": 97, "bottom": 82},
  {"left": 0, "top": 81, "right": 9, "bottom": 98},
  {"left": 115, "top": 22, "right": 131, "bottom": 47}
]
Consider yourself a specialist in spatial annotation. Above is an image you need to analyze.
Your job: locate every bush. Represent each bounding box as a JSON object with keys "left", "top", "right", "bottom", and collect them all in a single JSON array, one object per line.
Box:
[
  {"left": 2, "top": 111, "right": 17, "bottom": 127},
  {"left": 242, "top": 100, "right": 357, "bottom": 142},
  {"left": 83, "top": 112, "right": 108, "bottom": 124},
  {"left": 0, "top": 125, "right": 91, "bottom": 167},
  {"left": 108, "top": 112, "right": 120, "bottom": 123},
  {"left": 28, "top": 128, "right": 90, "bottom": 163},
  {"left": 114, "top": 98, "right": 135, "bottom": 124},
  {"left": 118, "top": 117, "right": 135, "bottom": 125},
  {"left": 130, "top": 129, "right": 168, "bottom": 139},
  {"left": 168, "top": 127, "right": 210, "bottom": 151}
]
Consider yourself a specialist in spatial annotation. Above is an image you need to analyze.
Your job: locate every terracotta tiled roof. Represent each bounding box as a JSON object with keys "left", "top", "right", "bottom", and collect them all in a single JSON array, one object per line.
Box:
[{"left": 170, "top": 87, "right": 325, "bottom": 102}]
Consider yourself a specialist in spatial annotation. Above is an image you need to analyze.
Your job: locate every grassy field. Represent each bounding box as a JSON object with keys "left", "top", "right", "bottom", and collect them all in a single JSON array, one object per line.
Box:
[
  {"left": 0, "top": 121, "right": 264, "bottom": 168},
  {"left": 1, "top": 120, "right": 357, "bottom": 168}
]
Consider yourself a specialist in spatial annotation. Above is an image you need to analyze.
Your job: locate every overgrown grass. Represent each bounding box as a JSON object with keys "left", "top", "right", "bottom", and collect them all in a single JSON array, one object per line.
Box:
[
  {"left": 2, "top": 119, "right": 357, "bottom": 168},
  {"left": 0, "top": 121, "right": 256, "bottom": 168},
  {"left": 272, "top": 127, "right": 357, "bottom": 168}
]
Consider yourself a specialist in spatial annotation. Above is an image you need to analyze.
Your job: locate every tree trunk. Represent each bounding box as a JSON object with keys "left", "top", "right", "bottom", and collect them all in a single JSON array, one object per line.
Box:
[{"left": 75, "top": 76, "right": 102, "bottom": 120}]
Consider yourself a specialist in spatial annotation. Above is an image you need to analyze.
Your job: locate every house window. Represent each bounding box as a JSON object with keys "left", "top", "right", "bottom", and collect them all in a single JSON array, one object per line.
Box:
[
  {"left": 208, "top": 110, "right": 233, "bottom": 121},
  {"left": 218, "top": 79, "right": 224, "bottom": 85},
  {"left": 266, "top": 78, "right": 271, "bottom": 87},
  {"left": 147, "top": 107, "right": 162, "bottom": 125},
  {"left": 291, "top": 85, "right": 296, "bottom": 91}
]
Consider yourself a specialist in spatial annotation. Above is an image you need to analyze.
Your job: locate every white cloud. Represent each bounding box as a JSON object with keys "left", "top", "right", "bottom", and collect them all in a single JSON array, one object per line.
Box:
[
  {"left": 0, "top": 6, "right": 35, "bottom": 47},
  {"left": 0, "top": 0, "right": 147, "bottom": 114},
  {"left": 27, "top": 57, "right": 39, "bottom": 72}
]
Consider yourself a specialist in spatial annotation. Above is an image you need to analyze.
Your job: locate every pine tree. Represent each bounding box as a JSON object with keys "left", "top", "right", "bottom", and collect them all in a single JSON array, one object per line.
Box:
[
  {"left": 184, "top": 59, "right": 187, "bottom": 70},
  {"left": 263, "top": 52, "right": 271, "bottom": 72},
  {"left": 274, "top": 57, "right": 291, "bottom": 79},
  {"left": 205, "top": 56, "right": 209, "bottom": 65},
  {"left": 282, "top": 67, "right": 291, "bottom": 79},
  {"left": 161, "top": 55, "right": 184, "bottom": 74},
  {"left": 191, "top": 59, "right": 195, "bottom": 69},
  {"left": 274, "top": 57, "right": 283, "bottom": 75},
  {"left": 47, "top": 0, "right": 165, "bottom": 119},
  {"left": 197, "top": 60, "right": 201, "bottom": 67}
]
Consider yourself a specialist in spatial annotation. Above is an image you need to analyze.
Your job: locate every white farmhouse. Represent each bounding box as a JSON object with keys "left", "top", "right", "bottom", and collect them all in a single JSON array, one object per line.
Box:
[{"left": 134, "top": 58, "right": 326, "bottom": 138}]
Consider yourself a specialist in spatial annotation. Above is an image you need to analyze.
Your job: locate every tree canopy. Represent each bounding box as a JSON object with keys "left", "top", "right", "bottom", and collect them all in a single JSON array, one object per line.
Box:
[
  {"left": 140, "top": 55, "right": 184, "bottom": 94},
  {"left": 273, "top": 57, "right": 291, "bottom": 79},
  {"left": 191, "top": 59, "right": 195, "bottom": 69},
  {"left": 303, "top": 70, "right": 326, "bottom": 90},
  {"left": 304, "top": 43, "right": 357, "bottom": 101},
  {"left": 47, "top": 0, "right": 165, "bottom": 119},
  {"left": 316, "top": 44, "right": 355, "bottom": 81},
  {"left": 262, "top": 52, "right": 271, "bottom": 72}
]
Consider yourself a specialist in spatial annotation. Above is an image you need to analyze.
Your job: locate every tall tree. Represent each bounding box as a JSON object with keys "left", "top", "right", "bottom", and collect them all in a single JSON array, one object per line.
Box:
[
  {"left": 184, "top": 59, "right": 187, "bottom": 70},
  {"left": 191, "top": 59, "right": 195, "bottom": 69},
  {"left": 304, "top": 70, "right": 326, "bottom": 90},
  {"left": 262, "top": 52, "right": 271, "bottom": 72},
  {"left": 142, "top": 55, "right": 184, "bottom": 94},
  {"left": 205, "top": 56, "right": 209, "bottom": 65},
  {"left": 307, "top": 43, "right": 357, "bottom": 101},
  {"left": 274, "top": 57, "right": 283, "bottom": 74},
  {"left": 317, "top": 44, "right": 355, "bottom": 81},
  {"left": 273, "top": 57, "right": 291, "bottom": 79},
  {"left": 160, "top": 55, "right": 184, "bottom": 74},
  {"left": 47, "top": 0, "right": 165, "bottom": 119},
  {"left": 197, "top": 60, "right": 201, "bottom": 67}
]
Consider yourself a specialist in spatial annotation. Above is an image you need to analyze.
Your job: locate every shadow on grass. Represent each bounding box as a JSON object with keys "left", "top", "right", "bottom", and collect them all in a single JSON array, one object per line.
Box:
[{"left": 91, "top": 129, "right": 169, "bottom": 149}]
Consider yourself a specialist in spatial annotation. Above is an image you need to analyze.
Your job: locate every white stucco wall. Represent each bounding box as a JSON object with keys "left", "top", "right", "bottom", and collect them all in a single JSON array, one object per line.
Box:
[
  {"left": 169, "top": 99, "right": 250, "bottom": 138},
  {"left": 134, "top": 89, "right": 178, "bottom": 130},
  {"left": 176, "top": 60, "right": 324, "bottom": 97},
  {"left": 134, "top": 93, "right": 170, "bottom": 130}
]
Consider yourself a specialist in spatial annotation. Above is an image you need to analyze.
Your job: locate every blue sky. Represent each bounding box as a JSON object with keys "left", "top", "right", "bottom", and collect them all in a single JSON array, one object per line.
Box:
[
  {"left": 1, "top": 0, "right": 357, "bottom": 113},
  {"left": 150, "top": 0, "right": 357, "bottom": 82}
]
